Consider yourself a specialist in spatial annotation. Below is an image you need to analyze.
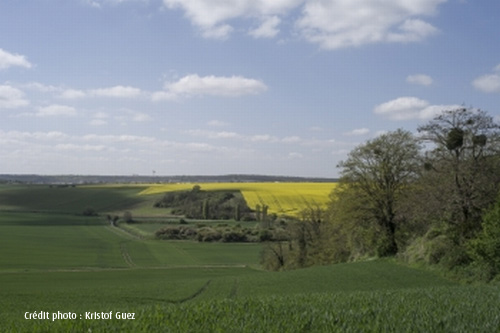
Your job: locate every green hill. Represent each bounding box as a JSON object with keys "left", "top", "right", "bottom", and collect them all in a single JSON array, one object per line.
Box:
[{"left": 1, "top": 184, "right": 498, "bottom": 332}]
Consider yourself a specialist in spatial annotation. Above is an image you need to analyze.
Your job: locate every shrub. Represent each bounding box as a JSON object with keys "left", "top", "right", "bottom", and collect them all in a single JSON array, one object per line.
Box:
[
  {"left": 123, "top": 211, "right": 133, "bottom": 223},
  {"left": 222, "top": 230, "right": 247, "bottom": 242},
  {"left": 155, "top": 226, "right": 197, "bottom": 240},
  {"left": 468, "top": 195, "right": 500, "bottom": 279},
  {"left": 82, "top": 206, "right": 97, "bottom": 216},
  {"left": 197, "top": 227, "right": 222, "bottom": 242},
  {"left": 259, "top": 229, "right": 273, "bottom": 242}
]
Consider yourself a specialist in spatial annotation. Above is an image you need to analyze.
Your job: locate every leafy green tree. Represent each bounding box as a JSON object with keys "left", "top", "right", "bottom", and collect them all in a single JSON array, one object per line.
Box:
[
  {"left": 123, "top": 211, "right": 133, "bottom": 223},
  {"left": 202, "top": 199, "right": 210, "bottom": 220},
  {"left": 417, "top": 107, "right": 500, "bottom": 242},
  {"left": 336, "top": 129, "right": 421, "bottom": 256},
  {"left": 234, "top": 204, "right": 241, "bottom": 221},
  {"left": 468, "top": 193, "right": 500, "bottom": 279}
]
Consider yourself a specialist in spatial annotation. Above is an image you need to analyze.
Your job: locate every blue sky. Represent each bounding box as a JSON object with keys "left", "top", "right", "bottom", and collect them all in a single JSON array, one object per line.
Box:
[{"left": 1, "top": 0, "right": 499, "bottom": 177}]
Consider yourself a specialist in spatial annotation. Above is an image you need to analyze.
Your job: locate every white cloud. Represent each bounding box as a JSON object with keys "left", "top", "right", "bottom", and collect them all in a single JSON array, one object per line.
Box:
[
  {"left": 406, "top": 74, "right": 433, "bottom": 86},
  {"left": 0, "top": 130, "right": 68, "bottom": 143},
  {"left": 297, "top": 0, "right": 444, "bottom": 49},
  {"left": 23, "top": 82, "right": 60, "bottom": 93},
  {"left": 59, "top": 86, "right": 142, "bottom": 99},
  {"left": 130, "top": 112, "right": 152, "bottom": 122},
  {"left": 472, "top": 71, "right": 500, "bottom": 93},
  {"left": 60, "top": 89, "right": 86, "bottom": 99},
  {"left": 374, "top": 97, "right": 460, "bottom": 120},
  {"left": 249, "top": 16, "right": 281, "bottom": 38},
  {"left": 36, "top": 105, "right": 77, "bottom": 117},
  {"left": 0, "top": 85, "right": 29, "bottom": 108},
  {"left": 163, "top": 0, "right": 300, "bottom": 39},
  {"left": 472, "top": 64, "right": 500, "bottom": 93},
  {"left": 207, "top": 120, "right": 230, "bottom": 127},
  {"left": 90, "top": 119, "right": 108, "bottom": 126},
  {"left": 386, "top": 19, "right": 438, "bottom": 43},
  {"left": 90, "top": 85, "right": 142, "bottom": 98},
  {"left": 282, "top": 136, "right": 301, "bottom": 143},
  {"left": 82, "top": 133, "right": 156, "bottom": 144},
  {"left": 374, "top": 97, "right": 429, "bottom": 120},
  {"left": 288, "top": 152, "right": 303, "bottom": 159},
  {"left": 0, "top": 49, "right": 32, "bottom": 70},
  {"left": 55, "top": 143, "right": 107, "bottom": 151},
  {"left": 345, "top": 128, "right": 370, "bottom": 136},
  {"left": 164, "top": 0, "right": 445, "bottom": 48},
  {"left": 82, "top": 0, "right": 147, "bottom": 8},
  {"left": 250, "top": 134, "right": 280, "bottom": 142},
  {"left": 153, "top": 74, "right": 267, "bottom": 100},
  {"left": 309, "top": 126, "right": 323, "bottom": 132}
]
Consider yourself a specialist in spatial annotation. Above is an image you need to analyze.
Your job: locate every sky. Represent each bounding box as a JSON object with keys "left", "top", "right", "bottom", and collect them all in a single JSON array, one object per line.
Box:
[{"left": 0, "top": 0, "right": 499, "bottom": 178}]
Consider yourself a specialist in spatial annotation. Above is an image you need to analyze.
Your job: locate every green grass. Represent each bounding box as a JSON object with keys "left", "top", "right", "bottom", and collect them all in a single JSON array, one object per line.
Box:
[
  {"left": 0, "top": 184, "right": 151, "bottom": 214},
  {"left": 1, "top": 184, "right": 499, "bottom": 332}
]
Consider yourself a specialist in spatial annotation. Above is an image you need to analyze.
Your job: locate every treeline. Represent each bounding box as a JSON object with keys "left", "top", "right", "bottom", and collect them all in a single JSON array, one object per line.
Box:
[
  {"left": 155, "top": 223, "right": 289, "bottom": 243},
  {"left": 262, "top": 108, "right": 500, "bottom": 281},
  {"left": 153, "top": 186, "right": 253, "bottom": 220},
  {"left": 0, "top": 174, "right": 338, "bottom": 185}
]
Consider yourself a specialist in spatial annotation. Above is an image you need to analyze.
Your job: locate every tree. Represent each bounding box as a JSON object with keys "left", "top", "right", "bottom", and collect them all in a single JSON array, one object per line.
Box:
[
  {"left": 255, "top": 204, "right": 261, "bottom": 222},
  {"left": 82, "top": 206, "right": 97, "bottom": 216},
  {"left": 234, "top": 204, "right": 241, "bottom": 221},
  {"left": 417, "top": 107, "right": 500, "bottom": 242},
  {"left": 123, "top": 211, "right": 133, "bottom": 223},
  {"left": 337, "top": 129, "right": 421, "bottom": 256},
  {"left": 202, "top": 199, "right": 210, "bottom": 220},
  {"left": 468, "top": 193, "right": 500, "bottom": 279}
]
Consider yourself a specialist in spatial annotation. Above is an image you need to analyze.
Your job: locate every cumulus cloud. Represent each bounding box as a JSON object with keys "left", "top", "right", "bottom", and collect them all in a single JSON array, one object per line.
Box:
[
  {"left": 163, "top": 0, "right": 299, "bottom": 39},
  {"left": 163, "top": 0, "right": 446, "bottom": 48},
  {"left": 374, "top": 97, "right": 460, "bottom": 120},
  {"left": 406, "top": 74, "right": 433, "bottom": 86},
  {"left": 0, "top": 85, "right": 29, "bottom": 109},
  {"left": 297, "top": 0, "right": 443, "bottom": 49},
  {"left": 187, "top": 129, "right": 241, "bottom": 140},
  {"left": 207, "top": 120, "right": 230, "bottom": 127},
  {"left": 36, "top": 105, "right": 77, "bottom": 117},
  {"left": 288, "top": 152, "right": 303, "bottom": 159},
  {"left": 58, "top": 85, "right": 142, "bottom": 99},
  {"left": 472, "top": 65, "right": 500, "bottom": 93},
  {"left": 90, "top": 86, "right": 142, "bottom": 98},
  {"left": 282, "top": 136, "right": 301, "bottom": 143},
  {"left": 152, "top": 74, "right": 267, "bottom": 100},
  {"left": 345, "top": 128, "right": 370, "bottom": 136},
  {"left": 0, "top": 49, "right": 32, "bottom": 70},
  {"left": 249, "top": 16, "right": 281, "bottom": 38},
  {"left": 82, "top": 0, "right": 147, "bottom": 8},
  {"left": 90, "top": 119, "right": 108, "bottom": 126},
  {"left": 59, "top": 89, "right": 87, "bottom": 99}
]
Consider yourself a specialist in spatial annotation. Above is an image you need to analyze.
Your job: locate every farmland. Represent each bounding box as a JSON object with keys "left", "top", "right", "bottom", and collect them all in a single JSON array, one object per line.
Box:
[
  {"left": 139, "top": 182, "right": 338, "bottom": 217},
  {"left": 1, "top": 184, "right": 499, "bottom": 331}
]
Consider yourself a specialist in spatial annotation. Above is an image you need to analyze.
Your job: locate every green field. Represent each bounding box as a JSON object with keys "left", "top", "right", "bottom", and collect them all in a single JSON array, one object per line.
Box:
[{"left": 1, "top": 184, "right": 499, "bottom": 332}]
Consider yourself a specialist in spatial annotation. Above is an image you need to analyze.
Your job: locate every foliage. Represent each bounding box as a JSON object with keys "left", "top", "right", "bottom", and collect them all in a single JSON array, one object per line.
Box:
[
  {"left": 468, "top": 193, "right": 500, "bottom": 279},
  {"left": 141, "top": 182, "right": 337, "bottom": 218},
  {"left": 154, "top": 189, "right": 252, "bottom": 220},
  {"left": 335, "top": 129, "right": 421, "bottom": 256},
  {"left": 417, "top": 107, "right": 500, "bottom": 242},
  {"left": 155, "top": 223, "right": 287, "bottom": 243},
  {"left": 123, "top": 210, "right": 133, "bottom": 222},
  {"left": 82, "top": 206, "right": 98, "bottom": 216}
]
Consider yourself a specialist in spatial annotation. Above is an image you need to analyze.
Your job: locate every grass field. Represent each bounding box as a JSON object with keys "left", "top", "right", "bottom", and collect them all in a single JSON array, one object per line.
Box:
[{"left": 1, "top": 184, "right": 499, "bottom": 332}]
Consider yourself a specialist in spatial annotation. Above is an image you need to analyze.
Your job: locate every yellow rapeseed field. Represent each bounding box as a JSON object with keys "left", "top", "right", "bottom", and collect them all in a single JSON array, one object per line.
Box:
[{"left": 139, "top": 182, "right": 337, "bottom": 217}]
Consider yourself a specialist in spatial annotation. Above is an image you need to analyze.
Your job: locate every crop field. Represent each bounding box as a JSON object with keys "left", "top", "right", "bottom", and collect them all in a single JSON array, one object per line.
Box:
[
  {"left": 139, "top": 182, "right": 338, "bottom": 217},
  {"left": 1, "top": 184, "right": 499, "bottom": 331}
]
